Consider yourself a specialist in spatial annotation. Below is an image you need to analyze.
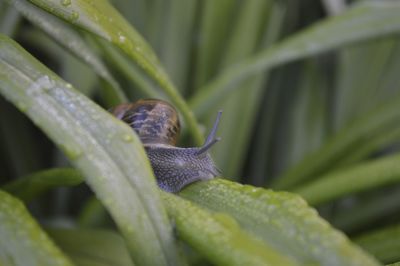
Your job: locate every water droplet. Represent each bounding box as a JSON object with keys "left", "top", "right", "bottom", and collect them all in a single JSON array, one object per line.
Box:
[
  {"left": 62, "top": 144, "right": 82, "bottom": 160},
  {"left": 65, "top": 83, "right": 73, "bottom": 89},
  {"left": 61, "top": 0, "right": 71, "bottom": 7},
  {"left": 118, "top": 34, "right": 126, "bottom": 43},
  {"left": 70, "top": 11, "right": 79, "bottom": 21},
  {"left": 122, "top": 134, "right": 133, "bottom": 142}
]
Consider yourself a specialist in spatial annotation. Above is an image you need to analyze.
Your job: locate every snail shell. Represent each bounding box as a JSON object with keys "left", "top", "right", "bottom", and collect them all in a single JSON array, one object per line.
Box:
[
  {"left": 111, "top": 99, "right": 180, "bottom": 146},
  {"left": 110, "top": 99, "right": 221, "bottom": 193}
]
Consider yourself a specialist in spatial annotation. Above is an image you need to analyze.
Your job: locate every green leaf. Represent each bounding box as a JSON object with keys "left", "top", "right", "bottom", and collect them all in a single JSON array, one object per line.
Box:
[
  {"left": 158, "top": 0, "right": 197, "bottom": 91},
  {"left": 332, "top": 188, "right": 400, "bottom": 232},
  {"left": 2, "top": 168, "right": 83, "bottom": 202},
  {"left": 189, "top": 1, "right": 400, "bottom": 117},
  {"left": 8, "top": 0, "right": 126, "bottom": 106},
  {"left": 273, "top": 95, "right": 400, "bottom": 189},
  {"left": 193, "top": 0, "right": 237, "bottom": 88},
  {"left": 180, "top": 178, "right": 381, "bottom": 266},
  {"left": 0, "top": 190, "right": 73, "bottom": 266},
  {"left": 0, "top": 34, "right": 182, "bottom": 266},
  {"left": 28, "top": 0, "right": 203, "bottom": 144},
  {"left": 47, "top": 228, "right": 134, "bottom": 266},
  {"left": 162, "top": 191, "right": 296, "bottom": 266},
  {"left": 333, "top": 37, "right": 400, "bottom": 130},
  {"left": 206, "top": 0, "right": 274, "bottom": 179},
  {"left": 294, "top": 153, "right": 400, "bottom": 206},
  {"left": 355, "top": 224, "right": 400, "bottom": 264}
]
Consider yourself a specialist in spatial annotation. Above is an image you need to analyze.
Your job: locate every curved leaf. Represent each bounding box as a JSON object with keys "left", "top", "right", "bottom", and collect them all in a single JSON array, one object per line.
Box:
[
  {"left": 180, "top": 178, "right": 381, "bottom": 266},
  {"left": 355, "top": 224, "right": 400, "bottom": 264},
  {"left": 47, "top": 228, "right": 134, "bottom": 266},
  {"left": 162, "top": 191, "right": 296, "bottom": 266},
  {"left": 8, "top": 0, "right": 126, "bottom": 106},
  {"left": 0, "top": 34, "right": 182, "bottom": 266},
  {"left": 294, "top": 154, "right": 400, "bottom": 206},
  {"left": 0, "top": 190, "right": 73, "bottom": 266},
  {"left": 28, "top": 0, "right": 203, "bottom": 144},
  {"left": 189, "top": 1, "right": 400, "bottom": 117},
  {"left": 273, "top": 95, "right": 400, "bottom": 189},
  {"left": 333, "top": 188, "right": 400, "bottom": 232},
  {"left": 2, "top": 168, "right": 83, "bottom": 202}
]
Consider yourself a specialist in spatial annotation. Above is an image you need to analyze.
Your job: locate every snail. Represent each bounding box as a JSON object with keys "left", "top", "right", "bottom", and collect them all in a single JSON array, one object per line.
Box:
[{"left": 110, "top": 99, "right": 221, "bottom": 193}]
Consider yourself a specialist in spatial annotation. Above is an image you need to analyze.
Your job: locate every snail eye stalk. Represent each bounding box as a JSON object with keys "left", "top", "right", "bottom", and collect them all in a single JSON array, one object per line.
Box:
[{"left": 195, "top": 111, "right": 222, "bottom": 156}]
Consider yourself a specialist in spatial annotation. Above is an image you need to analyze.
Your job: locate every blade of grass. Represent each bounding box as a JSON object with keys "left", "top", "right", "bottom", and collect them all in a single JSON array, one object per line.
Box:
[
  {"left": 28, "top": 0, "right": 203, "bottom": 144},
  {"left": 334, "top": 37, "right": 399, "bottom": 130},
  {"left": 245, "top": 66, "right": 290, "bottom": 185},
  {"left": 47, "top": 228, "right": 134, "bottom": 266},
  {"left": 294, "top": 153, "right": 400, "bottom": 206},
  {"left": 161, "top": 191, "right": 297, "bottom": 266},
  {"left": 0, "top": 98, "right": 45, "bottom": 178},
  {"left": 180, "top": 178, "right": 381, "bottom": 266},
  {"left": 159, "top": 0, "right": 197, "bottom": 91},
  {"left": 0, "top": 190, "right": 73, "bottom": 266},
  {"left": 189, "top": 1, "right": 400, "bottom": 117},
  {"left": 354, "top": 224, "right": 400, "bottom": 264},
  {"left": 78, "top": 196, "right": 110, "bottom": 228},
  {"left": 272, "top": 94, "right": 400, "bottom": 189},
  {"left": 332, "top": 187, "right": 400, "bottom": 233},
  {"left": 290, "top": 60, "right": 328, "bottom": 167},
  {"left": 96, "top": 39, "right": 160, "bottom": 98},
  {"left": 0, "top": 35, "right": 183, "bottom": 266},
  {"left": 112, "top": 0, "right": 146, "bottom": 35},
  {"left": 2, "top": 168, "right": 83, "bottom": 202},
  {"left": 5, "top": 165, "right": 296, "bottom": 265},
  {"left": 207, "top": 0, "right": 273, "bottom": 179},
  {"left": 0, "top": 3, "right": 21, "bottom": 36},
  {"left": 193, "top": 0, "right": 237, "bottom": 88},
  {"left": 9, "top": 0, "right": 126, "bottom": 106},
  {"left": 332, "top": 126, "right": 400, "bottom": 168}
]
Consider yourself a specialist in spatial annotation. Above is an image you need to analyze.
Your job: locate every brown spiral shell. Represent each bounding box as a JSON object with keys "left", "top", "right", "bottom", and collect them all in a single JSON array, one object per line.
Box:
[{"left": 110, "top": 99, "right": 180, "bottom": 146}]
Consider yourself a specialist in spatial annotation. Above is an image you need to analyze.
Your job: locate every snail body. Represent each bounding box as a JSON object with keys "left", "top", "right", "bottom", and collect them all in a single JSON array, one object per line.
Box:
[{"left": 110, "top": 99, "right": 221, "bottom": 193}]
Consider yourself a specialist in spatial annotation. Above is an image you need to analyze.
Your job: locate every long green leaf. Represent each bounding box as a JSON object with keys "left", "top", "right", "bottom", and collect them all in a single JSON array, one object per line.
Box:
[
  {"left": 180, "top": 178, "right": 381, "bottom": 266},
  {"left": 9, "top": 0, "right": 126, "bottom": 106},
  {"left": 0, "top": 190, "right": 73, "bottom": 266},
  {"left": 47, "top": 228, "right": 134, "bottom": 266},
  {"left": 0, "top": 35, "right": 182, "bottom": 266},
  {"left": 332, "top": 187, "right": 400, "bottom": 233},
  {"left": 355, "top": 224, "right": 400, "bottom": 264},
  {"left": 189, "top": 1, "right": 400, "bottom": 117},
  {"left": 9, "top": 166, "right": 296, "bottom": 265},
  {"left": 333, "top": 37, "right": 400, "bottom": 130},
  {"left": 193, "top": 0, "right": 237, "bottom": 88},
  {"left": 208, "top": 0, "right": 273, "bottom": 179},
  {"left": 28, "top": 0, "right": 203, "bottom": 144},
  {"left": 294, "top": 154, "right": 400, "bottom": 206},
  {"left": 273, "top": 95, "right": 400, "bottom": 189},
  {"left": 159, "top": 0, "right": 197, "bottom": 91},
  {"left": 162, "top": 191, "right": 296, "bottom": 266},
  {"left": 2, "top": 168, "right": 83, "bottom": 202}
]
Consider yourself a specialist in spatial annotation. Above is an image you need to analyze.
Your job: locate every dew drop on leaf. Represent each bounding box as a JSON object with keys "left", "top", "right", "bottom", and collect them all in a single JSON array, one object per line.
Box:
[
  {"left": 60, "top": 0, "right": 71, "bottom": 7},
  {"left": 122, "top": 133, "right": 133, "bottom": 142},
  {"left": 70, "top": 11, "right": 79, "bottom": 21}
]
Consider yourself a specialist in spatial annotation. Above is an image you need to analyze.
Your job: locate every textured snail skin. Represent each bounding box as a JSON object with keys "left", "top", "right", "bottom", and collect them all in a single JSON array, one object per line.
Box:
[
  {"left": 146, "top": 146, "right": 220, "bottom": 193},
  {"left": 110, "top": 99, "right": 221, "bottom": 193}
]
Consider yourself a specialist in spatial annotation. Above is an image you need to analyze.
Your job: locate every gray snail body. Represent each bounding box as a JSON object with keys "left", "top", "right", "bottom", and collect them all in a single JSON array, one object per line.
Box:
[{"left": 110, "top": 99, "right": 221, "bottom": 193}]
